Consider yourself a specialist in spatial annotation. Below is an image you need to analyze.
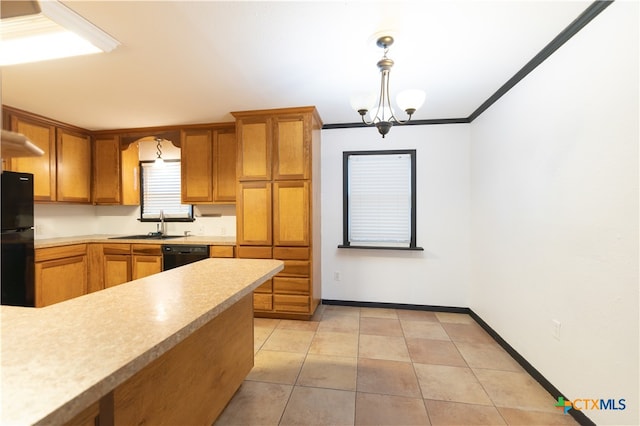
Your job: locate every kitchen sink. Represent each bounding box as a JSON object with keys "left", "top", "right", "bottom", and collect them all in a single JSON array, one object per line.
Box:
[{"left": 108, "top": 234, "right": 183, "bottom": 240}]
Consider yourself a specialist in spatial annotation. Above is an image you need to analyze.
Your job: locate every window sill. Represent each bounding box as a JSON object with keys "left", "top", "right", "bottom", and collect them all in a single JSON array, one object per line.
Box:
[
  {"left": 139, "top": 218, "right": 195, "bottom": 223},
  {"left": 338, "top": 245, "right": 424, "bottom": 251}
]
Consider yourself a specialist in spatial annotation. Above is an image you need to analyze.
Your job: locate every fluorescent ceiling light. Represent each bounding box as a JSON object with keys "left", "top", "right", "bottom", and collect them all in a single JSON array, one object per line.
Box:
[{"left": 0, "top": 0, "right": 120, "bottom": 66}]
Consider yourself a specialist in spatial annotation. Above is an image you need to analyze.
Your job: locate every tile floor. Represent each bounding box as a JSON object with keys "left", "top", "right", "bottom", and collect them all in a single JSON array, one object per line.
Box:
[{"left": 215, "top": 305, "right": 578, "bottom": 425}]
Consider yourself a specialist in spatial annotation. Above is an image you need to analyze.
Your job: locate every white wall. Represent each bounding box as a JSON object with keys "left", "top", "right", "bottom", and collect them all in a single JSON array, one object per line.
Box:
[
  {"left": 469, "top": 2, "right": 638, "bottom": 425},
  {"left": 320, "top": 124, "right": 471, "bottom": 307}
]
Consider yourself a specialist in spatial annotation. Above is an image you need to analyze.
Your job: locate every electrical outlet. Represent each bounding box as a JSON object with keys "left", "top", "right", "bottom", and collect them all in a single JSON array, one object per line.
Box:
[
  {"left": 552, "top": 319, "right": 561, "bottom": 340},
  {"left": 334, "top": 271, "right": 341, "bottom": 281},
  {"left": 220, "top": 227, "right": 226, "bottom": 236}
]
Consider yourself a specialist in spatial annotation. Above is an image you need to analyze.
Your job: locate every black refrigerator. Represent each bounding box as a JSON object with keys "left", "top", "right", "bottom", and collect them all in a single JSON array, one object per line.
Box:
[{"left": 1, "top": 171, "right": 35, "bottom": 307}]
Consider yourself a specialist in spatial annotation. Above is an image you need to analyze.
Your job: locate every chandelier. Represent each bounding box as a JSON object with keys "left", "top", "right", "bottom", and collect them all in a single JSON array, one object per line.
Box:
[{"left": 352, "top": 36, "right": 425, "bottom": 138}]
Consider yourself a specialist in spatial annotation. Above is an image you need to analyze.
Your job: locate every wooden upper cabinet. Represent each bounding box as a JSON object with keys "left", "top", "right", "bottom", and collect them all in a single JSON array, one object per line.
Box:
[
  {"left": 273, "top": 181, "right": 310, "bottom": 246},
  {"left": 57, "top": 129, "right": 92, "bottom": 203},
  {"left": 273, "top": 115, "right": 310, "bottom": 180},
  {"left": 237, "top": 181, "right": 272, "bottom": 246},
  {"left": 93, "top": 136, "right": 121, "bottom": 204},
  {"left": 213, "top": 129, "right": 237, "bottom": 202},
  {"left": 181, "top": 126, "right": 237, "bottom": 204},
  {"left": 121, "top": 142, "right": 140, "bottom": 205},
  {"left": 7, "top": 114, "right": 56, "bottom": 201},
  {"left": 181, "top": 129, "right": 213, "bottom": 203},
  {"left": 235, "top": 117, "right": 272, "bottom": 181}
]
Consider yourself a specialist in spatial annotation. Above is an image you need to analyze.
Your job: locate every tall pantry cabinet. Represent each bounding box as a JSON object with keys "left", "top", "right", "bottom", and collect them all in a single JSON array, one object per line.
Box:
[{"left": 232, "top": 107, "right": 322, "bottom": 320}]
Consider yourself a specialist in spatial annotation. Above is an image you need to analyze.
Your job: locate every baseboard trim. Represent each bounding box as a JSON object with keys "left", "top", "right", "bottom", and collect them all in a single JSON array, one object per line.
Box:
[
  {"left": 321, "top": 299, "right": 469, "bottom": 314},
  {"left": 320, "top": 299, "right": 595, "bottom": 426}
]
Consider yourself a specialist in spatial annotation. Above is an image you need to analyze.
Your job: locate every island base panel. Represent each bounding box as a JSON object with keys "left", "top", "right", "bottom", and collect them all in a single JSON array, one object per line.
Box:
[{"left": 112, "top": 294, "right": 254, "bottom": 425}]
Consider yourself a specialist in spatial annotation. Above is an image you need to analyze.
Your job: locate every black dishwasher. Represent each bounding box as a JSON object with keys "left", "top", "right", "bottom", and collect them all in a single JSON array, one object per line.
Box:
[{"left": 162, "top": 245, "right": 209, "bottom": 270}]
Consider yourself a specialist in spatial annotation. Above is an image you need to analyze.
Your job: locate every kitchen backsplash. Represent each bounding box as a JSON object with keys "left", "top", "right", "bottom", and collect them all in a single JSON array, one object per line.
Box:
[{"left": 34, "top": 203, "right": 236, "bottom": 239}]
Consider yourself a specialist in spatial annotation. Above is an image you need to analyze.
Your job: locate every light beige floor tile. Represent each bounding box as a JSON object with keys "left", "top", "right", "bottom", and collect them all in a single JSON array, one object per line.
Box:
[
  {"left": 414, "top": 363, "right": 492, "bottom": 405},
  {"left": 277, "top": 319, "right": 320, "bottom": 332},
  {"left": 254, "top": 317, "right": 281, "bottom": 329},
  {"left": 397, "top": 309, "right": 439, "bottom": 322},
  {"left": 246, "top": 350, "right": 306, "bottom": 384},
  {"left": 441, "top": 322, "right": 496, "bottom": 344},
  {"left": 261, "top": 328, "right": 315, "bottom": 353},
  {"left": 254, "top": 326, "right": 275, "bottom": 353},
  {"left": 435, "top": 312, "right": 475, "bottom": 324},
  {"left": 322, "top": 305, "right": 361, "bottom": 317},
  {"left": 359, "top": 307, "right": 398, "bottom": 318},
  {"left": 355, "top": 392, "right": 430, "bottom": 425},
  {"left": 214, "top": 381, "right": 292, "bottom": 425},
  {"left": 473, "top": 369, "right": 558, "bottom": 413},
  {"left": 357, "top": 358, "right": 422, "bottom": 398},
  {"left": 401, "top": 319, "right": 451, "bottom": 340},
  {"left": 359, "top": 317, "right": 403, "bottom": 337},
  {"left": 455, "top": 341, "right": 523, "bottom": 372},
  {"left": 280, "top": 386, "right": 356, "bottom": 426},
  {"left": 309, "top": 331, "right": 359, "bottom": 357},
  {"left": 297, "top": 354, "right": 357, "bottom": 391},
  {"left": 425, "top": 399, "right": 506, "bottom": 425},
  {"left": 318, "top": 312, "right": 360, "bottom": 333},
  {"left": 358, "top": 334, "right": 411, "bottom": 362},
  {"left": 497, "top": 407, "right": 579, "bottom": 425},
  {"left": 406, "top": 338, "right": 468, "bottom": 366}
]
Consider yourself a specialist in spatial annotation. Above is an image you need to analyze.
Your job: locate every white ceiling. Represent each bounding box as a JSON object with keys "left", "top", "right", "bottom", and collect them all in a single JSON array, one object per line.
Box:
[{"left": 1, "top": 1, "right": 593, "bottom": 131}]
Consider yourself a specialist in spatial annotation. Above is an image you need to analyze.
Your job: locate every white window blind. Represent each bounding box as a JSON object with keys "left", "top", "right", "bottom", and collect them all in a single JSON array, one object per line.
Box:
[
  {"left": 348, "top": 153, "right": 412, "bottom": 247},
  {"left": 140, "top": 161, "right": 192, "bottom": 219}
]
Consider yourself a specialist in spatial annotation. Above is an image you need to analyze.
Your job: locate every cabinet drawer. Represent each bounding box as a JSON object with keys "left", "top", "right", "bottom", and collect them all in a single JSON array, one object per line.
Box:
[
  {"left": 254, "top": 279, "right": 272, "bottom": 293},
  {"left": 35, "top": 244, "right": 87, "bottom": 262},
  {"left": 237, "top": 246, "right": 272, "bottom": 259},
  {"left": 279, "top": 261, "right": 309, "bottom": 277},
  {"left": 273, "top": 277, "right": 309, "bottom": 295},
  {"left": 254, "top": 293, "right": 273, "bottom": 311},
  {"left": 132, "top": 244, "right": 162, "bottom": 256},
  {"left": 273, "top": 294, "right": 309, "bottom": 313},
  {"left": 273, "top": 247, "right": 309, "bottom": 260},
  {"left": 102, "top": 243, "right": 131, "bottom": 255},
  {"left": 209, "top": 245, "right": 235, "bottom": 258}
]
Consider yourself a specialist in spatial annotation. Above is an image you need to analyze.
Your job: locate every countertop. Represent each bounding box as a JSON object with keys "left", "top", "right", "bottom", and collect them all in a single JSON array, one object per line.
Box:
[
  {"left": 0, "top": 258, "right": 283, "bottom": 425},
  {"left": 34, "top": 234, "right": 236, "bottom": 249}
]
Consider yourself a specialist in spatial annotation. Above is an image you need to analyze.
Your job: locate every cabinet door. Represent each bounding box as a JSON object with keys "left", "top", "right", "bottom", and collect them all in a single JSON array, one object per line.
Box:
[
  {"left": 94, "top": 136, "right": 121, "bottom": 204},
  {"left": 236, "top": 118, "right": 271, "bottom": 181},
  {"left": 273, "top": 115, "right": 309, "bottom": 180},
  {"left": 273, "top": 181, "right": 309, "bottom": 246},
  {"left": 104, "top": 254, "right": 132, "bottom": 288},
  {"left": 237, "top": 182, "right": 272, "bottom": 246},
  {"left": 213, "top": 129, "right": 237, "bottom": 202},
  {"left": 181, "top": 129, "right": 213, "bottom": 203},
  {"left": 132, "top": 255, "right": 162, "bottom": 280},
  {"left": 35, "top": 255, "right": 88, "bottom": 307},
  {"left": 57, "top": 129, "right": 92, "bottom": 203},
  {"left": 7, "top": 115, "right": 56, "bottom": 201},
  {"left": 121, "top": 142, "right": 140, "bottom": 205}
]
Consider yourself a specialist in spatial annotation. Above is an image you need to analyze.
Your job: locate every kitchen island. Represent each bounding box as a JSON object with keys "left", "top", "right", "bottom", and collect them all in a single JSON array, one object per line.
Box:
[{"left": 1, "top": 258, "right": 283, "bottom": 425}]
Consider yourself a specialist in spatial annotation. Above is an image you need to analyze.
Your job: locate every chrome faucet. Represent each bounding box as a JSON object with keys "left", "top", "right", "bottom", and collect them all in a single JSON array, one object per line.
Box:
[{"left": 159, "top": 209, "right": 166, "bottom": 235}]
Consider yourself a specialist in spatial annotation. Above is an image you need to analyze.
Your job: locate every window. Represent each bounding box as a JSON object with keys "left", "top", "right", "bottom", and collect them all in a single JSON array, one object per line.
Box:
[
  {"left": 140, "top": 160, "right": 194, "bottom": 221},
  {"left": 340, "top": 149, "right": 422, "bottom": 250}
]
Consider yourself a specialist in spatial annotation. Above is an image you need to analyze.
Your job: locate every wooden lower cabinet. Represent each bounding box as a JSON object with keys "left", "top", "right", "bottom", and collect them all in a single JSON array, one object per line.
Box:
[
  {"left": 240, "top": 245, "right": 316, "bottom": 319},
  {"left": 102, "top": 244, "right": 131, "bottom": 288},
  {"left": 209, "top": 245, "right": 235, "bottom": 258},
  {"left": 132, "top": 255, "right": 162, "bottom": 280},
  {"left": 131, "top": 244, "right": 162, "bottom": 280},
  {"left": 35, "top": 245, "right": 88, "bottom": 307}
]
